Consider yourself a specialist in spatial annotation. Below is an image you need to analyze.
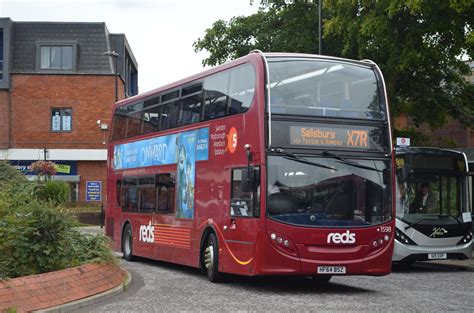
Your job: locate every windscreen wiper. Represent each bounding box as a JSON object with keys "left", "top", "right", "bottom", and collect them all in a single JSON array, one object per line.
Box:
[
  {"left": 322, "top": 150, "right": 383, "bottom": 172},
  {"left": 402, "top": 217, "right": 438, "bottom": 231},
  {"left": 270, "top": 147, "right": 336, "bottom": 171}
]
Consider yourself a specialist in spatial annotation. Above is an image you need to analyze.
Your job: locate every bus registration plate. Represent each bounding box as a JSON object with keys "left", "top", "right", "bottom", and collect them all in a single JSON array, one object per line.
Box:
[
  {"left": 317, "top": 266, "right": 346, "bottom": 274},
  {"left": 428, "top": 253, "right": 447, "bottom": 260}
]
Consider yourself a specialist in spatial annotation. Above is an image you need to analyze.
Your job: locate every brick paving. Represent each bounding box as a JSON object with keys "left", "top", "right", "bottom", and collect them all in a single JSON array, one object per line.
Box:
[{"left": 0, "top": 263, "right": 126, "bottom": 312}]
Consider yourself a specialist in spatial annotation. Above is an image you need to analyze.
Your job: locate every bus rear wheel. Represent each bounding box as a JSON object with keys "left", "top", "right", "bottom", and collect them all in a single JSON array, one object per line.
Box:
[
  {"left": 203, "top": 233, "right": 222, "bottom": 283},
  {"left": 122, "top": 224, "right": 134, "bottom": 261}
]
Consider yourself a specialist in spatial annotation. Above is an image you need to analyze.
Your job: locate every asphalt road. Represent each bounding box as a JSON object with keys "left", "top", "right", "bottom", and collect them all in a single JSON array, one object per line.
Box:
[{"left": 74, "top": 257, "right": 474, "bottom": 312}]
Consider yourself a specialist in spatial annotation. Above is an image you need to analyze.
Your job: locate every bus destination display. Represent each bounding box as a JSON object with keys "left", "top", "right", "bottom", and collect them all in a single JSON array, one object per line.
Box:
[{"left": 290, "top": 126, "right": 370, "bottom": 149}]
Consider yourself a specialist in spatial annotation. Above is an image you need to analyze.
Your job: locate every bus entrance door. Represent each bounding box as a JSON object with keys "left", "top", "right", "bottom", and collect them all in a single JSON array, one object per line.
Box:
[{"left": 222, "top": 167, "right": 259, "bottom": 274}]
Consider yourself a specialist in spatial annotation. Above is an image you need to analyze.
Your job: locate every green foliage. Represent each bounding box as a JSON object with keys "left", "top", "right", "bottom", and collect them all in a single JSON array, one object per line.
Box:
[
  {"left": 193, "top": 1, "right": 319, "bottom": 66},
  {"left": 393, "top": 127, "right": 432, "bottom": 147},
  {"left": 0, "top": 203, "right": 115, "bottom": 279},
  {"left": 394, "top": 127, "right": 458, "bottom": 148},
  {"left": 34, "top": 180, "right": 70, "bottom": 206},
  {"left": 324, "top": 0, "right": 474, "bottom": 129},
  {"left": 194, "top": 0, "right": 474, "bottom": 130},
  {"left": 0, "top": 161, "right": 26, "bottom": 187},
  {"left": 0, "top": 162, "right": 115, "bottom": 279}
]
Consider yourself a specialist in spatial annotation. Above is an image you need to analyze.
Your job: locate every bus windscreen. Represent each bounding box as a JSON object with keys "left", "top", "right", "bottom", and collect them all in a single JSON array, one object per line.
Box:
[{"left": 268, "top": 58, "right": 385, "bottom": 120}]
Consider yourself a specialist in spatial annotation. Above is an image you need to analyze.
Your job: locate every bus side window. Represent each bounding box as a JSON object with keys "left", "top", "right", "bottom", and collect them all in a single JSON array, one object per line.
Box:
[
  {"left": 230, "top": 167, "right": 260, "bottom": 217},
  {"left": 111, "top": 107, "right": 127, "bottom": 141},
  {"left": 179, "top": 92, "right": 202, "bottom": 125},
  {"left": 123, "top": 177, "right": 138, "bottom": 212},
  {"left": 228, "top": 63, "right": 256, "bottom": 115},
  {"left": 203, "top": 71, "right": 229, "bottom": 121},
  {"left": 139, "top": 176, "right": 156, "bottom": 212},
  {"left": 142, "top": 96, "right": 160, "bottom": 135},
  {"left": 116, "top": 179, "right": 122, "bottom": 207},
  {"left": 156, "top": 173, "right": 176, "bottom": 214},
  {"left": 160, "top": 101, "right": 179, "bottom": 130},
  {"left": 126, "top": 103, "right": 143, "bottom": 138}
]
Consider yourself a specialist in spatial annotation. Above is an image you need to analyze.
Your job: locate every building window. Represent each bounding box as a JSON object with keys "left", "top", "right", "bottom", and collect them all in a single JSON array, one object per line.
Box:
[
  {"left": 36, "top": 42, "right": 77, "bottom": 71},
  {"left": 41, "top": 46, "right": 73, "bottom": 69},
  {"left": 125, "top": 52, "right": 138, "bottom": 97},
  {"left": 51, "top": 108, "right": 72, "bottom": 132},
  {"left": 0, "top": 29, "right": 3, "bottom": 80}
]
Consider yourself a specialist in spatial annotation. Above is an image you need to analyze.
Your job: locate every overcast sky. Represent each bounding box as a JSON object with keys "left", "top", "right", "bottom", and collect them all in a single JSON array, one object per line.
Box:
[{"left": 0, "top": 0, "right": 259, "bottom": 93}]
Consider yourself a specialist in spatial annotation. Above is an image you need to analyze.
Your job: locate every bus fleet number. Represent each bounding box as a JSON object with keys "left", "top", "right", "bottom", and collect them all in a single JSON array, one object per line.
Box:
[{"left": 379, "top": 226, "right": 392, "bottom": 233}]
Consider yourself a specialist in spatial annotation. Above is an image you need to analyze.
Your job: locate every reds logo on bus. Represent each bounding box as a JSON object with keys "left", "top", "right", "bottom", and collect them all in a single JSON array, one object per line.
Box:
[
  {"left": 327, "top": 231, "right": 356, "bottom": 244},
  {"left": 139, "top": 221, "right": 155, "bottom": 243}
]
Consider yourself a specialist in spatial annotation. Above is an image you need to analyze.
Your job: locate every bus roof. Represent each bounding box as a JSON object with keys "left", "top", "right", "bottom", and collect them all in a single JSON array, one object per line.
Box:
[
  {"left": 113, "top": 52, "right": 377, "bottom": 109},
  {"left": 395, "top": 146, "right": 467, "bottom": 159}
]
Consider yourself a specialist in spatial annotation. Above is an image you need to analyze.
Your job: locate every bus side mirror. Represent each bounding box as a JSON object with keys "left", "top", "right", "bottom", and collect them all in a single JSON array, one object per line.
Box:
[{"left": 383, "top": 168, "right": 390, "bottom": 185}]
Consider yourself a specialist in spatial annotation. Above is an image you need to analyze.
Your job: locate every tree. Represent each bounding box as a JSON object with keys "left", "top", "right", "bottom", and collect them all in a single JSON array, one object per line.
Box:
[
  {"left": 323, "top": 0, "right": 474, "bottom": 129},
  {"left": 193, "top": 0, "right": 320, "bottom": 66},
  {"left": 193, "top": 0, "right": 474, "bottom": 130}
]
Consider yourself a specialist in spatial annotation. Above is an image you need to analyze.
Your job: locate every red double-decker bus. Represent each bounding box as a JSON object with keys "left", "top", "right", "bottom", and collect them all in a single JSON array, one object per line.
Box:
[{"left": 106, "top": 52, "right": 395, "bottom": 282}]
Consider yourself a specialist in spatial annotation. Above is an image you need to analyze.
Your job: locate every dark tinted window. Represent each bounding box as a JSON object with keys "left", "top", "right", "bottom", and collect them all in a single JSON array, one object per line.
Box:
[
  {"left": 110, "top": 63, "right": 256, "bottom": 142},
  {"left": 123, "top": 177, "right": 138, "bottom": 212},
  {"left": 182, "top": 84, "right": 202, "bottom": 96},
  {"left": 161, "top": 101, "right": 179, "bottom": 130},
  {"left": 139, "top": 176, "right": 156, "bottom": 212},
  {"left": 127, "top": 110, "right": 142, "bottom": 138},
  {"left": 119, "top": 174, "right": 175, "bottom": 214},
  {"left": 142, "top": 105, "right": 161, "bottom": 135},
  {"left": 162, "top": 90, "right": 179, "bottom": 102},
  {"left": 111, "top": 107, "right": 127, "bottom": 141},
  {"left": 203, "top": 71, "right": 229, "bottom": 121},
  {"left": 179, "top": 93, "right": 202, "bottom": 125},
  {"left": 156, "top": 173, "right": 176, "bottom": 214}
]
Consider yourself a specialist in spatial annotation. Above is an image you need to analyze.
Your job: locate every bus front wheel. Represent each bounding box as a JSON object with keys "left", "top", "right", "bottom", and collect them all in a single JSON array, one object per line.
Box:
[
  {"left": 122, "top": 224, "right": 134, "bottom": 261},
  {"left": 203, "top": 233, "right": 222, "bottom": 283}
]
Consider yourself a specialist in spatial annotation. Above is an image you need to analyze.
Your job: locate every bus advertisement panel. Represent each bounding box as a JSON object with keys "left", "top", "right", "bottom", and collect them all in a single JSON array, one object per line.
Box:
[{"left": 106, "top": 52, "right": 395, "bottom": 282}]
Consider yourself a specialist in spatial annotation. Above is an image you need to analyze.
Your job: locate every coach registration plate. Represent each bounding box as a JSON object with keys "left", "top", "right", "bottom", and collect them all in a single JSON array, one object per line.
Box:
[
  {"left": 428, "top": 253, "right": 447, "bottom": 260},
  {"left": 317, "top": 266, "right": 346, "bottom": 274}
]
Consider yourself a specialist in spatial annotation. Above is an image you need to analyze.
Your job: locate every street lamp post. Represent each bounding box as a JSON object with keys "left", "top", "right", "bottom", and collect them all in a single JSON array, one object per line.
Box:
[
  {"left": 103, "top": 51, "right": 120, "bottom": 102},
  {"left": 319, "top": 0, "right": 322, "bottom": 55}
]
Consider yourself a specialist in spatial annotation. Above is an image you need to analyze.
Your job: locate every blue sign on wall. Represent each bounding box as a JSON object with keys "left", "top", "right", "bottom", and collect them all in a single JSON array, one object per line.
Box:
[
  {"left": 113, "top": 127, "right": 209, "bottom": 170},
  {"left": 86, "top": 181, "right": 102, "bottom": 202}
]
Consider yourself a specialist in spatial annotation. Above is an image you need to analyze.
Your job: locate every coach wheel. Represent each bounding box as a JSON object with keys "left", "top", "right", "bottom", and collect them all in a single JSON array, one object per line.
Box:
[
  {"left": 311, "top": 275, "right": 332, "bottom": 283},
  {"left": 203, "top": 233, "right": 222, "bottom": 283},
  {"left": 122, "top": 224, "right": 134, "bottom": 261}
]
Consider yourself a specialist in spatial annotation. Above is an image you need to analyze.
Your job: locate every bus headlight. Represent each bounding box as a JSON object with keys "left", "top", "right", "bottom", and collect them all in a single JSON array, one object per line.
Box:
[
  {"left": 395, "top": 228, "right": 417, "bottom": 245},
  {"left": 456, "top": 231, "right": 473, "bottom": 245},
  {"left": 268, "top": 231, "right": 298, "bottom": 257}
]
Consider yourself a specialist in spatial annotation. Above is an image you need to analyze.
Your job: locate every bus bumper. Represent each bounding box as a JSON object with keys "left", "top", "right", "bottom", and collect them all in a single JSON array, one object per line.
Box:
[
  {"left": 392, "top": 239, "right": 473, "bottom": 262},
  {"left": 254, "top": 229, "right": 393, "bottom": 276}
]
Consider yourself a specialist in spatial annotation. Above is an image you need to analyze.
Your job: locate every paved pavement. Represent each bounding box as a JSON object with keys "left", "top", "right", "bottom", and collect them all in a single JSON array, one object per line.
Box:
[
  {"left": 75, "top": 226, "right": 474, "bottom": 312},
  {"left": 430, "top": 252, "right": 474, "bottom": 270},
  {"left": 73, "top": 256, "right": 474, "bottom": 312}
]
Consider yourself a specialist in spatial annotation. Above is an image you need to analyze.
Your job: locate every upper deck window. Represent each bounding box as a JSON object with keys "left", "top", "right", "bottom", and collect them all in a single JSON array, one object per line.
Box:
[
  {"left": 268, "top": 58, "right": 385, "bottom": 120},
  {"left": 111, "top": 62, "right": 256, "bottom": 142}
]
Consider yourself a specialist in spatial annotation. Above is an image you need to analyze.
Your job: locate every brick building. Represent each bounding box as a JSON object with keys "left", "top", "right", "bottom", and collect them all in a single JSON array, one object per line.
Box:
[{"left": 0, "top": 18, "right": 138, "bottom": 203}]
